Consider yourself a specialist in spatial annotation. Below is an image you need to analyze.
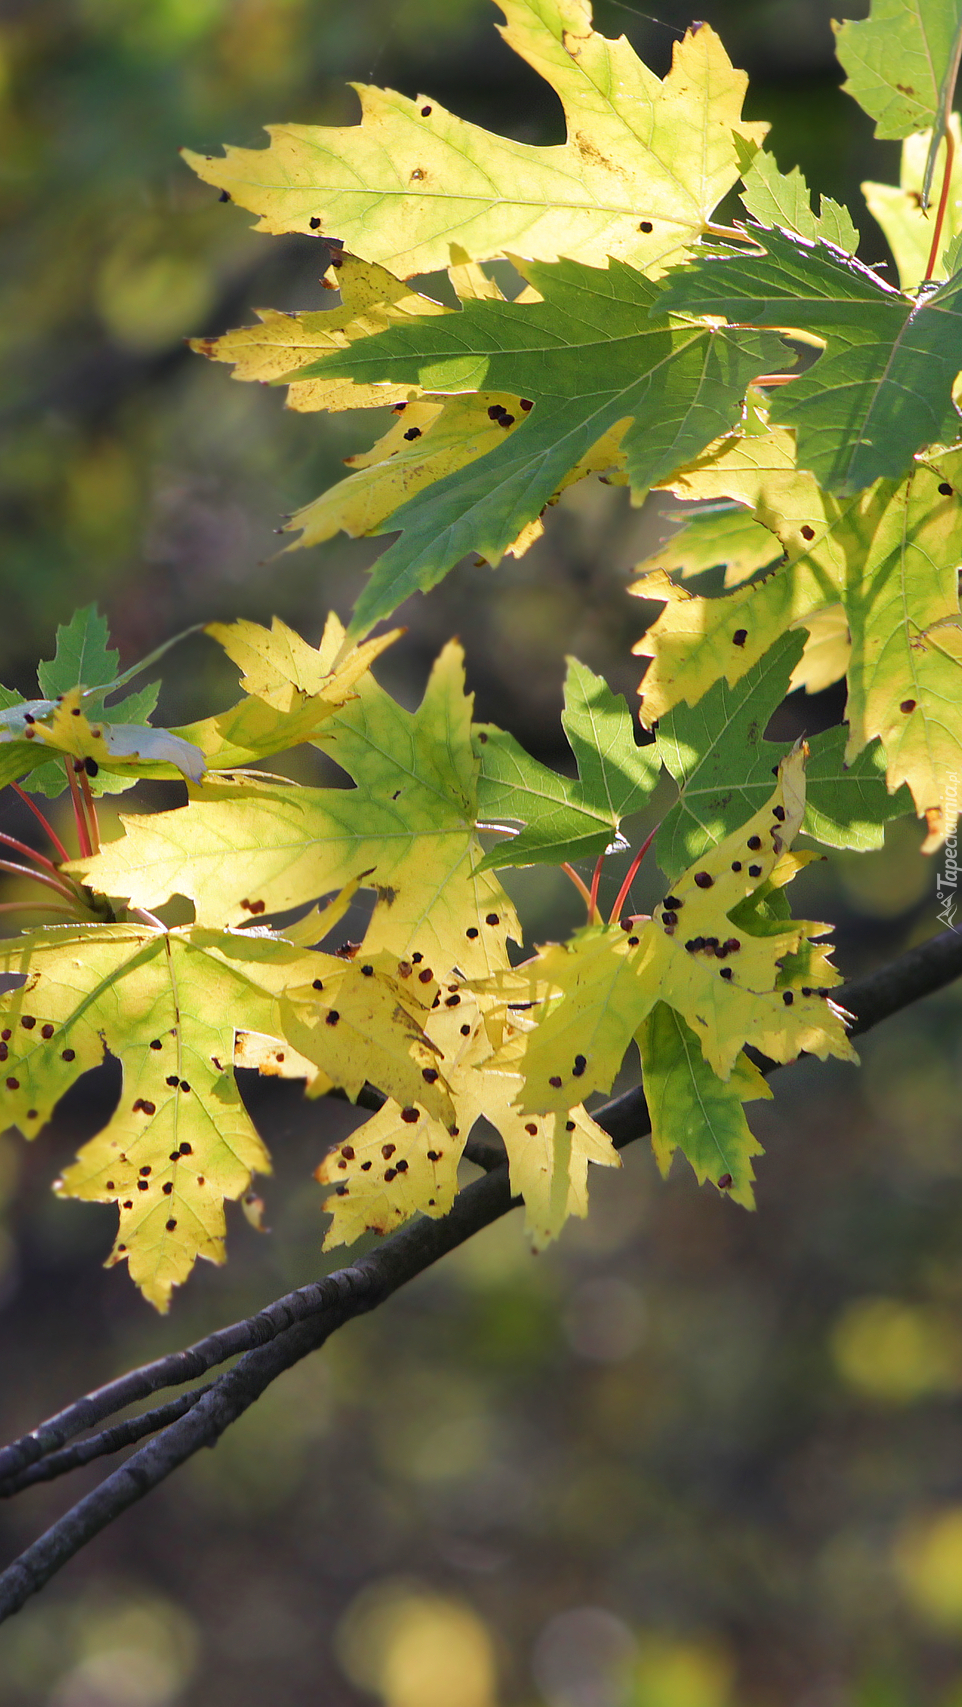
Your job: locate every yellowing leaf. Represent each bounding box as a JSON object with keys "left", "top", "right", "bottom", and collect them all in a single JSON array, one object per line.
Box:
[
  {"left": 635, "top": 503, "right": 783, "bottom": 589},
  {"left": 284, "top": 394, "right": 527, "bottom": 551},
  {"left": 279, "top": 951, "right": 455, "bottom": 1123},
  {"left": 489, "top": 749, "right": 854, "bottom": 1113},
  {"left": 0, "top": 688, "right": 206, "bottom": 787},
  {"left": 318, "top": 984, "right": 618, "bottom": 1250},
  {"left": 233, "top": 1029, "right": 319, "bottom": 1081},
  {"left": 71, "top": 642, "right": 519, "bottom": 982},
  {"left": 634, "top": 414, "right": 962, "bottom": 845},
  {"left": 0, "top": 924, "right": 454, "bottom": 1308},
  {"left": 203, "top": 612, "right": 397, "bottom": 707},
  {"left": 639, "top": 1000, "right": 770, "bottom": 1207},
  {"left": 0, "top": 927, "right": 308, "bottom": 1307},
  {"left": 170, "top": 614, "right": 399, "bottom": 768},
  {"left": 190, "top": 252, "right": 448, "bottom": 412},
  {"left": 183, "top": 6, "right": 765, "bottom": 278},
  {"left": 789, "top": 604, "right": 851, "bottom": 695}
]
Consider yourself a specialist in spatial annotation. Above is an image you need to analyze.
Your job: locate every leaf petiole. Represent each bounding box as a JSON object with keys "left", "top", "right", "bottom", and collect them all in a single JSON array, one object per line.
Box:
[
  {"left": 609, "top": 823, "right": 660, "bottom": 924},
  {"left": 560, "top": 862, "right": 594, "bottom": 911},
  {"left": 64, "top": 759, "right": 92, "bottom": 859},
  {"left": 924, "top": 124, "right": 956, "bottom": 283},
  {"left": 0, "top": 859, "right": 80, "bottom": 901},
  {"left": 10, "top": 785, "right": 71, "bottom": 865},
  {"left": 78, "top": 766, "right": 101, "bottom": 853}
]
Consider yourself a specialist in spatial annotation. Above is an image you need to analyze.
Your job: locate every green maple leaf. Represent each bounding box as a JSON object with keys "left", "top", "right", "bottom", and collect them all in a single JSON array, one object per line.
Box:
[
  {"left": 70, "top": 644, "right": 520, "bottom": 982},
  {"left": 638, "top": 1000, "right": 769, "bottom": 1207},
  {"left": 834, "top": 0, "right": 962, "bottom": 142},
  {"left": 738, "top": 144, "right": 860, "bottom": 253},
  {"left": 657, "top": 227, "right": 962, "bottom": 493},
  {"left": 635, "top": 414, "right": 962, "bottom": 849},
  {"left": 473, "top": 657, "right": 659, "bottom": 869},
  {"left": 655, "top": 628, "right": 913, "bottom": 878},
  {"left": 182, "top": 3, "right": 766, "bottom": 278},
  {"left": 292, "top": 255, "right": 783, "bottom": 636},
  {"left": 37, "top": 605, "right": 120, "bottom": 701},
  {"left": 0, "top": 926, "right": 450, "bottom": 1308}
]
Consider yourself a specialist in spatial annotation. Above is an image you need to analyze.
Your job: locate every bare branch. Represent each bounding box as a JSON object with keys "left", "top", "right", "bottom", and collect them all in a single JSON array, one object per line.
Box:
[{"left": 0, "top": 927, "right": 959, "bottom": 1622}]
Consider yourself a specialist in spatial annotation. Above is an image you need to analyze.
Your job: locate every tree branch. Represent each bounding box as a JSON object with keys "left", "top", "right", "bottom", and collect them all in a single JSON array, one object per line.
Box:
[
  {"left": 0, "top": 1388, "right": 213, "bottom": 1497},
  {"left": 0, "top": 926, "right": 959, "bottom": 1622}
]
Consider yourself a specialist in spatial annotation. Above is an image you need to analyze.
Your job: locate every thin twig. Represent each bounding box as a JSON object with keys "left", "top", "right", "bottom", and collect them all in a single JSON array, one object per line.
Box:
[
  {"left": 10, "top": 786, "right": 71, "bottom": 866},
  {"left": 0, "top": 928, "right": 960, "bottom": 1618}
]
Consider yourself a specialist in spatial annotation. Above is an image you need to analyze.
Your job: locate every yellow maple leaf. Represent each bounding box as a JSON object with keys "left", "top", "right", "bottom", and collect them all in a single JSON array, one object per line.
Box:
[
  {"left": 183, "top": 2, "right": 766, "bottom": 278},
  {"left": 316, "top": 985, "right": 618, "bottom": 1250},
  {"left": 169, "top": 614, "right": 400, "bottom": 768},
  {"left": 634, "top": 410, "right": 962, "bottom": 848},
  {"left": 486, "top": 749, "right": 854, "bottom": 1114},
  {"left": 190, "top": 251, "right": 447, "bottom": 412}
]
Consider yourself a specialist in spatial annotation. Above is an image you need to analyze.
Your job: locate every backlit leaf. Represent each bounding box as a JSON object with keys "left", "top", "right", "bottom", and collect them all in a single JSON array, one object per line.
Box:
[
  {"left": 638, "top": 1000, "right": 770, "bottom": 1207},
  {"left": 474, "top": 657, "right": 659, "bottom": 869},
  {"left": 656, "top": 227, "right": 962, "bottom": 493},
  {"left": 299, "top": 255, "right": 782, "bottom": 635},
  {"left": 183, "top": 6, "right": 766, "bottom": 278},
  {"left": 834, "top": 0, "right": 962, "bottom": 140},
  {"left": 490, "top": 749, "right": 855, "bottom": 1112}
]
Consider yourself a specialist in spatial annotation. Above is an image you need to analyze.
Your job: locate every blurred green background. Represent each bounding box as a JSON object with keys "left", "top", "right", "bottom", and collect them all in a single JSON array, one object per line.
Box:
[{"left": 1, "top": 1, "right": 960, "bottom": 1704}]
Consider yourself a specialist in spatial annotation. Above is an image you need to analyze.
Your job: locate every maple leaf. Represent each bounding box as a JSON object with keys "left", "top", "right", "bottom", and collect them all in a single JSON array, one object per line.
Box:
[
  {"left": 0, "top": 688, "right": 206, "bottom": 793},
  {"left": 0, "top": 926, "right": 453, "bottom": 1307},
  {"left": 638, "top": 1000, "right": 770, "bottom": 1206},
  {"left": 634, "top": 416, "right": 962, "bottom": 848},
  {"left": 283, "top": 393, "right": 531, "bottom": 555},
  {"left": 655, "top": 629, "right": 913, "bottom": 878},
  {"left": 863, "top": 119, "right": 962, "bottom": 292},
  {"left": 657, "top": 227, "right": 962, "bottom": 493},
  {"left": 473, "top": 658, "right": 659, "bottom": 869},
  {"left": 636, "top": 503, "right": 783, "bottom": 590},
  {"left": 834, "top": 0, "right": 962, "bottom": 143},
  {"left": 190, "top": 252, "right": 449, "bottom": 413},
  {"left": 738, "top": 144, "right": 860, "bottom": 253},
  {"left": 0, "top": 925, "right": 450, "bottom": 1308},
  {"left": 70, "top": 642, "right": 519, "bottom": 982},
  {"left": 0, "top": 606, "right": 206, "bottom": 796},
  {"left": 167, "top": 614, "right": 400, "bottom": 770},
  {"left": 294, "top": 255, "right": 782, "bottom": 636},
  {"left": 488, "top": 748, "right": 854, "bottom": 1114},
  {"left": 316, "top": 985, "right": 618, "bottom": 1251},
  {"left": 182, "top": 4, "right": 766, "bottom": 279}
]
